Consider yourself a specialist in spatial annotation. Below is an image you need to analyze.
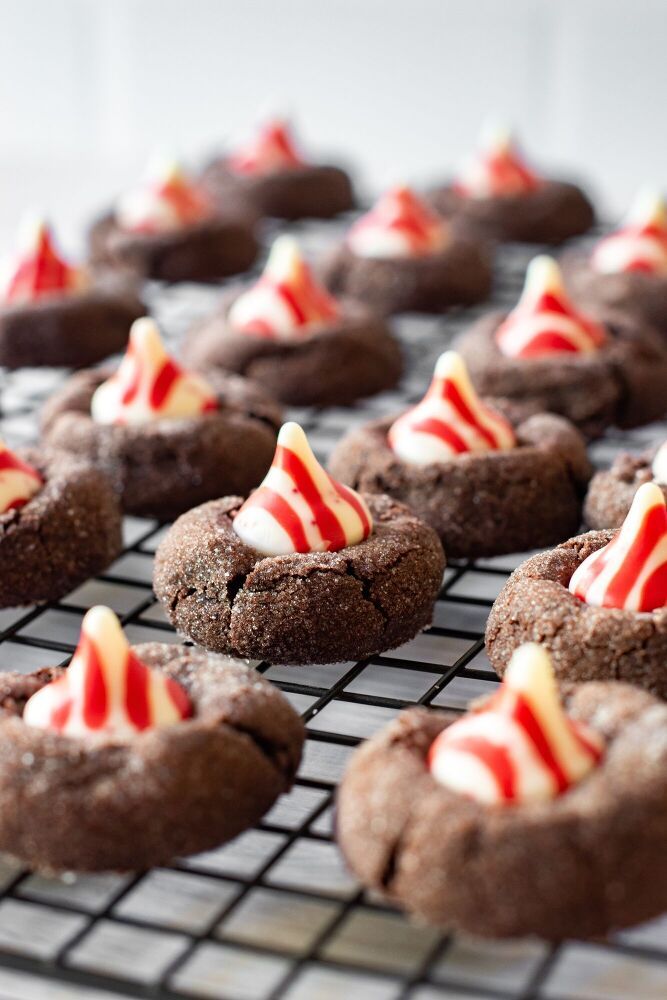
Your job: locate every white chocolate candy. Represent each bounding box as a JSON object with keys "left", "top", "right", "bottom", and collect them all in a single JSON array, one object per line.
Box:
[
  {"left": 0, "top": 214, "right": 86, "bottom": 304},
  {"left": 388, "top": 351, "right": 515, "bottom": 466},
  {"left": 495, "top": 256, "right": 607, "bottom": 358},
  {"left": 91, "top": 317, "right": 217, "bottom": 426},
  {"left": 228, "top": 236, "right": 339, "bottom": 339},
  {"left": 569, "top": 482, "right": 667, "bottom": 613},
  {"left": 429, "top": 643, "right": 603, "bottom": 805},
  {"left": 0, "top": 439, "right": 43, "bottom": 514},
  {"left": 454, "top": 123, "right": 540, "bottom": 200},
  {"left": 116, "top": 156, "right": 211, "bottom": 234},
  {"left": 592, "top": 189, "right": 667, "bottom": 276},
  {"left": 652, "top": 441, "right": 667, "bottom": 485},
  {"left": 23, "top": 606, "right": 191, "bottom": 738},
  {"left": 347, "top": 186, "right": 447, "bottom": 259},
  {"left": 234, "top": 422, "right": 372, "bottom": 556}
]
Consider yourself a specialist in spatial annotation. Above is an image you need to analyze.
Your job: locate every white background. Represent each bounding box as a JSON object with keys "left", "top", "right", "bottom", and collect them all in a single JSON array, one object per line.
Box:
[{"left": 0, "top": 0, "right": 665, "bottom": 249}]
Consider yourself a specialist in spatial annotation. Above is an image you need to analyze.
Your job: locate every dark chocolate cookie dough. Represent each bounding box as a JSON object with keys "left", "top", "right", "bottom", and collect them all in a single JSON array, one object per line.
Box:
[
  {"left": 0, "top": 646, "right": 304, "bottom": 872},
  {"left": 562, "top": 250, "right": 667, "bottom": 342},
  {"left": 584, "top": 446, "right": 667, "bottom": 529},
  {"left": 337, "top": 683, "right": 667, "bottom": 939},
  {"left": 153, "top": 493, "right": 445, "bottom": 665},
  {"left": 0, "top": 276, "right": 144, "bottom": 369},
  {"left": 89, "top": 213, "right": 259, "bottom": 284},
  {"left": 329, "top": 412, "right": 591, "bottom": 560},
  {"left": 320, "top": 235, "right": 492, "bottom": 316},
  {"left": 456, "top": 310, "right": 667, "bottom": 438},
  {"left": 40, "top": 368, "right": 282, "bottom": 520},
  {"left": 183, "top": 297, "right": 403, "bottom": 407},
  {"left": 428, "top": 179, "right": 595, "bottom": 245},
  {"left": 201, "top": 161, "right": 355, "bottom": 221},
  {"left": 0, "top": 450, "right": 122, "bottom": 607},
  {"left": 486, "top": 531, "right": 667, "bottom": 697}
]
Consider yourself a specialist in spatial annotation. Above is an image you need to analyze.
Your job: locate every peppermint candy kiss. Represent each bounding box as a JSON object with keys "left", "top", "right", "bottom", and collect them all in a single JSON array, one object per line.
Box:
[
  {"left": 429, "top": 643, "right": 603, "bottom": 805},
  {"left": 91, "top": 317, "right": 218, "bottom": 426},
  {"left": 234, "top": 422, "right": 372, "bottom": 556},
  {"left": 228, "top": 236, "right": 340, "bottom": 340},
  {"left": 116, "top": 156, "right": 211, "bottom": 235},
  {"left": 1, "top": 215, "right": 85, "bottom": 304},
  {"left": 569, "top": 482, "right": 667, "bottom": 613},
  {"left": 592, "top": 189, "right": 667, "bottom": 276},
  {"left": 23, "top": 606, "right": 191, "bottom": 738},
  {"left": 652, "top": 442, "right": 667, "bottom": 486},
  {"left": 227, "top": 118, "right": 305, "bottom": 176},
  {"left": 495, "top": 256, "right": 607, "bottom": 359},
  {"left": 453, "top": 123, "right": 541, "bottom": 200},
  {"left": 347, "top": 186, "right": 447, "bottom": 259},
  {"left": 388, "top": 351, "right": 515, "bottom": 466},
  {"left": 0, "top": 439, "right": 43, "bottom": 514}
]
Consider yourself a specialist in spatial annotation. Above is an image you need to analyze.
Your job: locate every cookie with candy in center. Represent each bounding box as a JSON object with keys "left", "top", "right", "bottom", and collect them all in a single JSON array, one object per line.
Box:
[
  {"left": 337, "top": 642, "right": 667, "bottom": 939},
  {"left": 0, "top": 606, "right": 304, "bottom": 871},
  {"left": 154, "top": 422, "right": 445, "bottom": 665},
  {"left": 183, "top": 235, "right": 403, "bottom": 407},
  {"left": 487, "top": 482, "right": 667, "bottom": 697},
  {"left": 40, "top": 317, "right": 282, "bottom": 519},
  {"left": 329, "top": 351, "right": 591, "bottom": 559}
]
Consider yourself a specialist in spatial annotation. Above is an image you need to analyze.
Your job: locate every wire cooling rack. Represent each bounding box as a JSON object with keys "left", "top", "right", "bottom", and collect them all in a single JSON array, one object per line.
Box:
[{"left": 0, "top": 219, "right": 664, "bottom": 1000}]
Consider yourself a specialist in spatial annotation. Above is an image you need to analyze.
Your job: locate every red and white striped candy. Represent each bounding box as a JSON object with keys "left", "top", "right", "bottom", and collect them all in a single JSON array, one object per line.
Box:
[
  {"left": 116, "top": 156, "right": 211, "bottom": 235},
  {"left": 228, "top": 236, "right": 340, "bottom": 339},
  {"left": 453, "top": 124, "right": 541, "bottom": 200},
  {"left": 23, "top": 606, "right": 191, "bottom": 738},
  {"left": 652, "top": 441, "right": 667, "bottom": 485},
  {"left": 91, "top": 317, "right": 218, "bottom": 426},
  {"left": 569, "top": 481, "right": 667, "bottom": 613},
  {"left": 429, "top": 643, "right": 603, "bottom": 805},
  {"left": 592, "top": 189, "right": 667, "bottom": 276},
  {"left": 347, "top": 186, "right": 447, "bottom": 259},
  {"left": 388, "top": 351, "right": 515, "bottom": 465},
  {"left": 0, "top": 439, "right": 43, "bottom": 514},
  {"left": 234, "top": 421, "right": 372, "bottom": 556},
  {"left": 495, "top": 256, "right": 607, "bottom": 359},
  {"left": 1, "top": 216, "right": 85, "bottom": 304},
  {"left": 227, "top": 118, "right": 305, "bottom": 176}
]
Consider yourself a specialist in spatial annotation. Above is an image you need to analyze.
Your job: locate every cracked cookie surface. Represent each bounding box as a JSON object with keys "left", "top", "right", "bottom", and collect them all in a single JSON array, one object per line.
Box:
[
  {"left": 0, "top": 644, "right": 304, "bottom": 872},
  {"left": 486, "top": 531, "right": 667, "bottom": 697},
  {"left": 153, "top": 493, "right": 445, "bottom": 665},
  {"left": 337, "top": 683, "right": 667, "bottom": 938}
]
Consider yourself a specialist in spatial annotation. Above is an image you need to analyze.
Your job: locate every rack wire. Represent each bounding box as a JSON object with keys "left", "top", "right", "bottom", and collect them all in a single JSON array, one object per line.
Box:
[{"left": 0, "top": 220, "right": 664, "bottom": 1000}]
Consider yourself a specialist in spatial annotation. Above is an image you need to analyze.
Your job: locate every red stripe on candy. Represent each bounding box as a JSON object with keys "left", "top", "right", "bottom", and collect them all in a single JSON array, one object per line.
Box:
[
  {"left": 330, "top": 478, "right": 371, "bottom": 538},
  {"left": 509, "top": 691, "right": 569, "bottom": 793},
  {"left": 440, "top": 378, "right": 499, "bottom": 449},
  {"left": 151, "top": 358, "right": 181, "bottom": 410},
  {"left": 441, "top": 734, "right": 517, "bottom": 800},
  {"left": 250, "top": 486, "right": 311, "bottom": 552},
  {"left": 599, "top": 503, "right": 665, "bottom": 609},
  {"left": 78, "top": 632, "right": 108, "bottom": 730},
  {"left": 510, "top": 332, "right": 581, "bottom": 358},
  {"left": 276, "top": 445, "right": 346, "bottom": 550},
  {"left": 124, "top": 650, "right": 151, "bottom": 730},
  {"left": 408, "top": 416, "right": 469, "bottom": 453}
]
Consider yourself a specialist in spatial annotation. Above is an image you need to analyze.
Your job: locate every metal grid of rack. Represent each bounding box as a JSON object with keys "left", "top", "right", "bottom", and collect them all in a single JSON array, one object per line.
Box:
[{"left": 0, "top": 220, "right": 664, "bottom": 1000}]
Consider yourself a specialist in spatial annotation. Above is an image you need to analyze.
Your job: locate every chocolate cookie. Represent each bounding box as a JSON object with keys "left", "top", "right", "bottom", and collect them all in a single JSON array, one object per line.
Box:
[
  {"left": 486, "top": 532, "right": 667, "bottom": 697},
  {"left": 153, "top": 493, "right": 445, "bottom": 665},
  {"left": 329, "top": 412, "right": 591, "bottom": 560},
  {"left": 320, "top": 236, "right": 492, "bottom": 316},
  {"left": 89, "top": 212, "right": 259, "bottom": 284},
  {"left": 584, "top": 446, "right": 667, "bottom": 529},
  {"left": 428, "top": 179, "right": 595, "bottom": 245},
  {"left": 0, "top": 275, "right": 144, "bottom": 369},
  {"left": 0, "top": 450, "right": 122, "bottom": 607},
  {"left": 183, "top": 296, "right": 403, "bottom": 407},
  {"left": 456, "top": 310, "right": 667, "bottom": 438},
  {"left": 337, "top": 683, "right": 667, "bottom": 939},
  {"left": 0, "top": 645, "right": 303, "bottom": 872},
  {"left": 40, "top": 369, "right": 282, "bottom": 520},
  {"left": 201, "top": 161, "right": 355, "bottom": 221},
  {"left": 562, "top": 250, "right": 667, "bottom": 342}
]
